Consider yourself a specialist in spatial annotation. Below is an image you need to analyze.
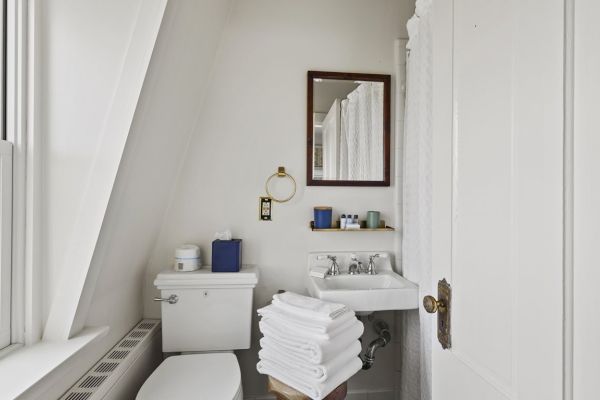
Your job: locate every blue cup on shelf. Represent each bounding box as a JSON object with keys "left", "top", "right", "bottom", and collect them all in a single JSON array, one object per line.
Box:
[{"left": 314, "top": 207, "right": 333, "bottom": 229}]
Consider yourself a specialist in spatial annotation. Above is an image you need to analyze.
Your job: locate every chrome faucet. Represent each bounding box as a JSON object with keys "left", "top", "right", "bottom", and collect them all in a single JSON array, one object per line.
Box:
[
  {"left": 326, "top": 255, "right": 341, "bottom": 276},
  {"left": 366, "top": 254, "right": 381, "bottom": 275}
]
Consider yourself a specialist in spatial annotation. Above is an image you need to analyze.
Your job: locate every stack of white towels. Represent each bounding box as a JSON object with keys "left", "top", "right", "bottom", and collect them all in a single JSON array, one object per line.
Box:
[{"left": 256, "top": 292, "right": 364, "bottom": 400}]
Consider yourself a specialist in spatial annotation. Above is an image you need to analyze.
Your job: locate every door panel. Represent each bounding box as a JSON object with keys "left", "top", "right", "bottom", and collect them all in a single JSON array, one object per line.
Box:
[
  {"left": 452, "top": 0, "right": 514, "bottom": 389},
  {"left": 431, "top": 1, "right": 564, "bottom": 399},
  {"left": 574, "top": 1, "right": 600, "bottom": 398}
]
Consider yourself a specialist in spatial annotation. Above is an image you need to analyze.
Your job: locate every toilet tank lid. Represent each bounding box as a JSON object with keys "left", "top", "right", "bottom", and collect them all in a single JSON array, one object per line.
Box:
[{"left": 154, "top": 265, "right": 259, "bottom": 289}]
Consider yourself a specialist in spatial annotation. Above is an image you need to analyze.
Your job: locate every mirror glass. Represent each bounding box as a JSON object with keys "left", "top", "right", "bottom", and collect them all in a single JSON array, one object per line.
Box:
[{"left": 307, "top": 71, "right": 390, "bottom": 186}]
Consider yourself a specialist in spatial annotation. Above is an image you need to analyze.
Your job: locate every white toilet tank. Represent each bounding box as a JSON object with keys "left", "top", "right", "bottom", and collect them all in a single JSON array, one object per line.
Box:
[{"left": 154, "top": 265, "right": 258, "bottom": 352}]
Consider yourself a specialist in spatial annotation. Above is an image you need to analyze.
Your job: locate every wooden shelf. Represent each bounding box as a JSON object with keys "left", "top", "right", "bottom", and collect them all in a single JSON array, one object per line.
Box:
[{"left": 310, "top": 221, "right": 395, "bottom": 232}]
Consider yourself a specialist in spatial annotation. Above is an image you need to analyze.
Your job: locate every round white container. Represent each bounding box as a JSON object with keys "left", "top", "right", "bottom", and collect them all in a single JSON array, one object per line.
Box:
[{"left": 174, "top": 244, "right": 201, "bottom": 272}]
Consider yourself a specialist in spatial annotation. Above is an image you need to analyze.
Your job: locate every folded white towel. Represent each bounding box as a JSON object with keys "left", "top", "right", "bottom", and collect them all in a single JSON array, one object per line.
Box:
[
  {"left": 257, "top": 356, "right": 363, "bottom": 400},
  {"left": 258, "top": 340, "right": 362, "bottom": 382},
  {"left": 259, "top": 317, "right": 363, "bottom": 348},
  {"left": 272, "top": 292, "right": 351, "bottom": 320},
  {"left": 258, "top": 319, "right": 364, "bottom": 364},
  {"left": 257, "top": 304, "right": 356, "bottom": 338}
]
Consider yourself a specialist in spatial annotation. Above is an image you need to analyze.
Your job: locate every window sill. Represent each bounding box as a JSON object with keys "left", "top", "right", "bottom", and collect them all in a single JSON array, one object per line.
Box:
[
  {"left": 0, "top": 326, "right": 108, "bottom": 399},
  {"left": 0, "top": 343, "right": 24, "bottom": 360}
]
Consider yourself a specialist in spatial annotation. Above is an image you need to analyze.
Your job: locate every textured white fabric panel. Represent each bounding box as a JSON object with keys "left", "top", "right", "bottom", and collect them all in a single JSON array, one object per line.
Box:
[
  {"left": 401, "top": 0, "right": 433, "bottom": 399},
  {"left": 339, "top": 83, "right": 384, "bottom": 180},
  {"left": 322, "top": 99, "right": 341, "bottom": 180}
]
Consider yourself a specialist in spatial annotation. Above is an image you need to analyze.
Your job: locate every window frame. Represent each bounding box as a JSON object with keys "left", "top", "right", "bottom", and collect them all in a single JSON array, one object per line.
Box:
[
  {"left": 0, "top": 141, "right": 11, "bottom": 349},
  {"left": 0, "top": 0, "right": 9, "bottom": 350},
  {"left": 4, "top": 0, "right": 43, "bottom": 348}
]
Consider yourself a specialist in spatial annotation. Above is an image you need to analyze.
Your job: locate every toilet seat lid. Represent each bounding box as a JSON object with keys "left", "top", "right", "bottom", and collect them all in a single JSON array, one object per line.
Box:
[{"left": 136, "top": 353, "right": 241, "bottom": 400}]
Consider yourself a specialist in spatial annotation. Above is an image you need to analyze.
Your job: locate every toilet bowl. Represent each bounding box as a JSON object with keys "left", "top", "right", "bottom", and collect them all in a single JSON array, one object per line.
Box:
[{"left": 136, "top": 353, "right": 242, "bottom": 400}]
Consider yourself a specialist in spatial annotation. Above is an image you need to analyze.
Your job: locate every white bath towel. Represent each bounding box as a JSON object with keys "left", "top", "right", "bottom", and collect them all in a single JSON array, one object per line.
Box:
[
  {"left": 258, "top": 312, "right": 356, "bottom": 342},
  {"left": 259, "top": 318, "right": 363, "bottom": 347},
  {"left": 258, "top": 319, "right": 364, "bottom": 364},
  {"left": 272, "top": 292, "right": 351, "bottom": 320},
  {"left": 258, "top": 340, "right": 362, "bottom": 382},
  {"left": 257, "top": 304, "right": 356, "bottom": 337},
  {"left": 257, "top": 355, "right": 363, "bottom": 400}
]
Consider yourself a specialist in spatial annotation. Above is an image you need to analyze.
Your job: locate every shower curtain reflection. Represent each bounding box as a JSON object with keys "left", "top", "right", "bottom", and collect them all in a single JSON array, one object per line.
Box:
[{"left": 322, "top": 82, "right": 384, "bottom": 180}]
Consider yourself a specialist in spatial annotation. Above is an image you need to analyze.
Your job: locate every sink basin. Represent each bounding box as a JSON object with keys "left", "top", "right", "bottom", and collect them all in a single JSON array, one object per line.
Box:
[{"left": 306, "top": 252, "right": 419, "bottom": 313}]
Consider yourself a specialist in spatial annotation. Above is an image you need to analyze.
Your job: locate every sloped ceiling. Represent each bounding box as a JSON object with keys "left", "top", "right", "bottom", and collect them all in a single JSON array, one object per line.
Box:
[{"left": 42, "top": 0, "right": 233, "bottom": 344}]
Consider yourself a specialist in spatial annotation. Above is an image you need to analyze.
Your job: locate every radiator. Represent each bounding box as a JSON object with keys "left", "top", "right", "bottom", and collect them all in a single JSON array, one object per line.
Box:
[{"left": 59, "top": 319, "right": 162, "bottom": 400}]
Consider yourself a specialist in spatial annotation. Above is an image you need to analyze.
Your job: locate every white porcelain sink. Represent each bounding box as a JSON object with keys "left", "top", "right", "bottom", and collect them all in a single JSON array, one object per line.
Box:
[{"left": 306, "top": 252, "right": 419, "bottom": 313}]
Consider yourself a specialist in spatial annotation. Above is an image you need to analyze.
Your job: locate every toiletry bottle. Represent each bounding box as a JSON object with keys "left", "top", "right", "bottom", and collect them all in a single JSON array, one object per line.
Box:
[
  {"left": 353, "top": 214, "right": 359, "bottom": 225},
  {"left": 341, "top": 214, "right": 347, "bottom": 229}
]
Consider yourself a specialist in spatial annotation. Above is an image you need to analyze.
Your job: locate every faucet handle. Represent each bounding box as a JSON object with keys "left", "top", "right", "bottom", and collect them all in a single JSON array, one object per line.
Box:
[
  {"left": 367, "top": 254, "right": 381, "bottom": 275},
  {"left": 369, "top": 253, "right": 388, "bottom": 261},
  {"left": 318, "top": 255, "right": 339, "bottom": 276}
]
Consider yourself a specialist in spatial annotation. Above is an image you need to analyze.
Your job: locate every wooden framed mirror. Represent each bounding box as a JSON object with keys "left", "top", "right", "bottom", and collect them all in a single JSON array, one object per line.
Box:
[{"left": 307, "top": 71, "right": 391, "bottom": 186}]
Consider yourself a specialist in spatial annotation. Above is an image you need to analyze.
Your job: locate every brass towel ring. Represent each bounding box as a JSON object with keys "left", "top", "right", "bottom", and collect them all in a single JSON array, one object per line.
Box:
[{"left": 265, "top": 167, "right": 296, "bottom": 203}]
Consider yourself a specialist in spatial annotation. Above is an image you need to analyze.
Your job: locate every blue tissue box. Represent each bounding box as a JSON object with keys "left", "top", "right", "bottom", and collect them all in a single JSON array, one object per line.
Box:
[{"left": 212, "top": 239, "right": 242, "bottom": 272}]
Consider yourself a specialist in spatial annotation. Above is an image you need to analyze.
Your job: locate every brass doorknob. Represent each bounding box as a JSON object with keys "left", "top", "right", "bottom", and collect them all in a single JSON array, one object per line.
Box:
[{"left": 423, "top": 295, "right": 446, "bottom": 313}]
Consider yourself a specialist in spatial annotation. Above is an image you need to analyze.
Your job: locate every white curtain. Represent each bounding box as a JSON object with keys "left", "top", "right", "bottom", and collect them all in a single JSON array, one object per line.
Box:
[
  {"left": 321, "top": 99, "right": 341, "bottom": 180},
  {"left": 339, "top": 99, "right": 349, "bottom": 180},
  {"left": 402, "top": 1, "right": 433, "bottom": 399},
  {"left": 339, "top": 82, "right": 384, "bottom": 180}
]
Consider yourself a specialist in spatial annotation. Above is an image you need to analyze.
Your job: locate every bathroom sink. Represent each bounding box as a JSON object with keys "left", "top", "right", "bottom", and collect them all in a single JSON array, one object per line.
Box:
[{"left": 306, "top": 252, "right": 419, "bottom": 313}]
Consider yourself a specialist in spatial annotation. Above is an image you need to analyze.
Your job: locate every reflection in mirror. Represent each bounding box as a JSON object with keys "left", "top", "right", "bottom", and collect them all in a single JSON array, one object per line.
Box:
[{"left": 307, "top": 71, "right": 390, "bottom": 186}]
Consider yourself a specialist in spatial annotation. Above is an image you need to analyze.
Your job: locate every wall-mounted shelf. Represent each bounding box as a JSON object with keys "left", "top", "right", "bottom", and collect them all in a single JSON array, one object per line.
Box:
[{"left": 310, "top": 221, "right": 395, "bottom": 232}]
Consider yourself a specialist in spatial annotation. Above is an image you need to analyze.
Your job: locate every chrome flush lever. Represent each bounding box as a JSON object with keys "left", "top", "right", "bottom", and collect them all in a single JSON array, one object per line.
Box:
[{"left": 153, "top": 294, "right": 178, "bottom": 304}]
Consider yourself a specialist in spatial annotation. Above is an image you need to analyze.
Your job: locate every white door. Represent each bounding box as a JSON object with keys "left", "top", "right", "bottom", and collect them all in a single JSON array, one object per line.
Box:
[
  {"left": 429, "top": 1, "right": 564, "bottom": 399},
  {"left": 574, "top": 1, "right": 600, "bottom": 398}
]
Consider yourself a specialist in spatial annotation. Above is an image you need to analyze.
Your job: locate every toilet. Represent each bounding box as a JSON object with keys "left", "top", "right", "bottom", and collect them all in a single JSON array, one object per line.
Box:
[{"left": 136, "top": 266, "right": 259, "bottom": 400}]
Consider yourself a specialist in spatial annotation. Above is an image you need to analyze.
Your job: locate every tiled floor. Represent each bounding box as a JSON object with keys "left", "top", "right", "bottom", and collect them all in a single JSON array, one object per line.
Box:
[{"left": 346, "top": 390, "right": 395, "bottom": 400}]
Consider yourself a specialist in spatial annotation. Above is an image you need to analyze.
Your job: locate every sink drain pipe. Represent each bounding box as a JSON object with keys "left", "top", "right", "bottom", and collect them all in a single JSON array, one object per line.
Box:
[{"left": 361, "top": 319, "right": 391, "bottom": 370}]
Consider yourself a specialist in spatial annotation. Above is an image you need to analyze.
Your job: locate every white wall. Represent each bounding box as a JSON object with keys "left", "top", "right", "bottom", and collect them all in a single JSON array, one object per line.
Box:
[{"left": 144, "top": 0, "right": 414, "bottom": 397}]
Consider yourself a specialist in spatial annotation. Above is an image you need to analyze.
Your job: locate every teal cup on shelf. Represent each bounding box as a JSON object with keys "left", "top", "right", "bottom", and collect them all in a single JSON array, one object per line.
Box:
[{"left": 366, "top": 211, "right": 381, "bottom": 229}]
